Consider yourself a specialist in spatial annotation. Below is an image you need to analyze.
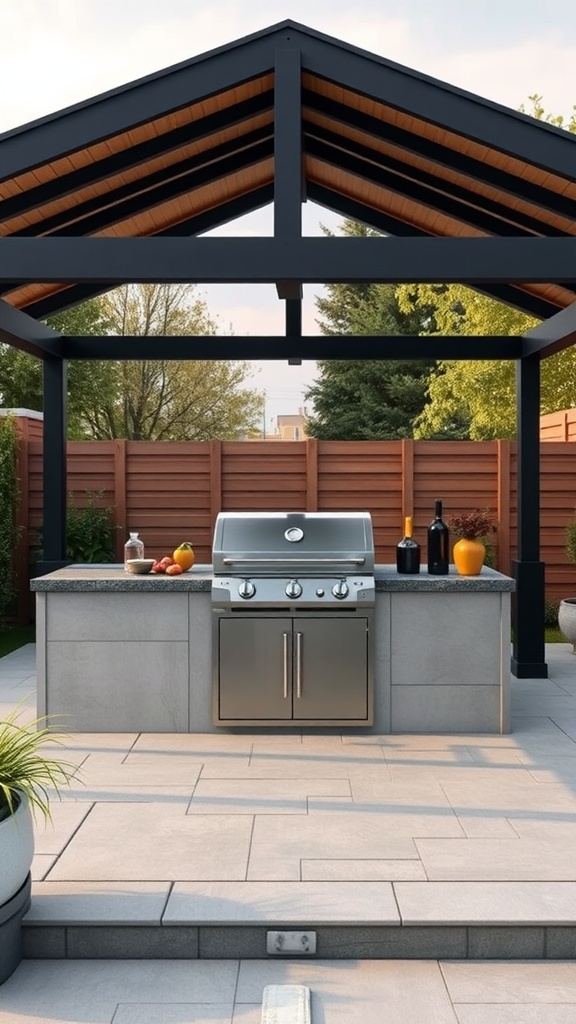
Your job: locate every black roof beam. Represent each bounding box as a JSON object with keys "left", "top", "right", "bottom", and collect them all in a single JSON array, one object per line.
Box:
[
  {"left": 305, "top": 133, "right": 562, "bottom": 240},
  {"left": 12, "top": 127, "right": 273, "bottom": 238},
  {"left": 303, "top": 88, "right": 576, "bottom": 223},
  {"left": 274, "top": 46, "right": 304, "bottom": 300},
  {"left": 307, "top": 182, "right": 566, "bottom": 320},
  {"left": 61, "top": 333, "right": 522, "bottom": 361},
  {"left": 0, "top": 91, "right": 274, "bottom": 221},
  {"left": 0, "top": 298, "right": 62, "bottom": 357},
  {"left": 305, "top": 122, "right": 566, "bottom": 238},
  {"left": 3, "top": 236, "right": 576, "bottom": 284},
  {"left": 11, "top": 184, "right": 275, "bottom": 320},
  {"left": 302, "top": 39, "right": 576, "bottom": 182},
  {"left": 0, "top": 27, "right": 284, "bottom": 181},
  {"left": 523, "top": 301, "right": 576, "bottom": 358}
]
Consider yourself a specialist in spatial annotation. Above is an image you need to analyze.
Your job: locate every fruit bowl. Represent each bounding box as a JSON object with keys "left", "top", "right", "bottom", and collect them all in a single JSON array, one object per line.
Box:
[{"left": 125, "top": 559, "right": 155, "bottom": 575}]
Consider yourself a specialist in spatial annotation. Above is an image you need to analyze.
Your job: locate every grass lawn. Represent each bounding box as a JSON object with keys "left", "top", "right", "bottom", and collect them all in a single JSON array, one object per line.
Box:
[
  {"left": 0, "top": 625, "right": 35, "bottom": 659},
  {"left": 546, "top": 627, "right": 569, "bottom": 644}
]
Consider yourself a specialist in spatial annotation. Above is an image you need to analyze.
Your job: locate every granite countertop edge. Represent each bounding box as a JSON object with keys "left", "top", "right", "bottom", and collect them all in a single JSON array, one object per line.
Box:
[{"left": 30, "top": 564, "right": 515, "bottom": 593}]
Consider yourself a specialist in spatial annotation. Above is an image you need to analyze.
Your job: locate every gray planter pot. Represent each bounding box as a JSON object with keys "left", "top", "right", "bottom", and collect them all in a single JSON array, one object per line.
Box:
[
  {"left": 0, "top": 873, "right": 31, "bottom": 984},
  {"left": 559, "top": 598, "right": 576, "bottom": 653}
]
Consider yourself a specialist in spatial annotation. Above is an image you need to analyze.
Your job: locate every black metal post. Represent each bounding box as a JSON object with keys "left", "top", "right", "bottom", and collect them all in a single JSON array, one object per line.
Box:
[
  {"left": 36, "top": 356, "right": 69, "bottom": 576},
  {"left": 286, "top": 299, "right": 302, "bottom": 365},
  {"left": 511, "top": 354, "right": 547, "bottom": 678}
]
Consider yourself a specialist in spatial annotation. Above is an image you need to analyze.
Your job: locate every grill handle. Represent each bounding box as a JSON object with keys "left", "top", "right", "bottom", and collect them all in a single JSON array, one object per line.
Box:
[
  {"left": 221, "top": 557, "right": 366, "bottom": 566},
  {"left": 295, "top": 632, "right": 303, "bottom": 699},
  {"left": 283, "top": 632, "right": 289, "bottom": 699}
]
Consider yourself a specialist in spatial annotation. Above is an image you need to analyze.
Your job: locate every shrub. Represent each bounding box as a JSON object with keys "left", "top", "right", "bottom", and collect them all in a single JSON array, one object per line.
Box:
[
  {"left": 544, "top": 598, "right": 559, "bottom": 628},
  {"left": 36, "top": 490, "right": 117, "bottom": 563},
  {"left": 66, "top": 490, "right": 117, "bottom": 562}
]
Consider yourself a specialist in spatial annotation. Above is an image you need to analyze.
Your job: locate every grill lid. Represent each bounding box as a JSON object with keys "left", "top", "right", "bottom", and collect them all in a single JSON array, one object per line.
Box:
[{"left": 212, "top": 511, "right": 374, "bottom": 576}]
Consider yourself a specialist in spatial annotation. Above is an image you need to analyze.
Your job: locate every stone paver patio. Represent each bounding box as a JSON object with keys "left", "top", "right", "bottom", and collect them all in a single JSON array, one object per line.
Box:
[{"left": 2, "top": 642, "right": 576, "bottom": 1019}]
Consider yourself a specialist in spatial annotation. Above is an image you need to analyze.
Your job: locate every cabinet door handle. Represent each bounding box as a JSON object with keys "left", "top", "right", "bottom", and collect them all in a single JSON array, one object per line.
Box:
[
  {"left": 283, "top": 632, "right": 289, "bottom": 699},
  {"left": 295, "top": 631, "right": 303, "bottom": 698}
]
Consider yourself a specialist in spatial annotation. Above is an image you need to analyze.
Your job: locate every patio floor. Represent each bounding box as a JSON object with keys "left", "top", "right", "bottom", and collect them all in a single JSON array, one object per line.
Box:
[{"left": 2, "top": 642, "right": 576, "bottom": 1020}]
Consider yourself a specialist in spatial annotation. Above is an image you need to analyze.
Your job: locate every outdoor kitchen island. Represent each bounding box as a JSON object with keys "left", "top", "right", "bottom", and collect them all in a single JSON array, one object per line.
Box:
[{"left": 32, "top": 563, "right": 514, "bottom": 734}]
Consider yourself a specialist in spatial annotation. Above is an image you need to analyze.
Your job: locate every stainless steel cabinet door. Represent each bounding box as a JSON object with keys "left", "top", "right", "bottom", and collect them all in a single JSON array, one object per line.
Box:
[
  {"left": 218, "top": 617, "right": 292, "bottom": 720},
  {"left": 293, "top": 617, "right": 369, "bottom": 720}
]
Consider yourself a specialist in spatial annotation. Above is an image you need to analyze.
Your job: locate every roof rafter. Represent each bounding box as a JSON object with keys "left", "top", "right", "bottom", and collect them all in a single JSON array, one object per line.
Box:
[
  {"left": 523, "top": 302, "right": 576, "bottom": 357},
  {"left": 0, "top": 299, "right": 62, "bottom": 357}
]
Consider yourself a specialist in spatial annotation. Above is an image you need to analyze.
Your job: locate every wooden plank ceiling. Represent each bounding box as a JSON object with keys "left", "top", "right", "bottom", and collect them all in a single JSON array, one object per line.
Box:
[{"left": 1, "top": 20, "right": 575, "bottom": 322}]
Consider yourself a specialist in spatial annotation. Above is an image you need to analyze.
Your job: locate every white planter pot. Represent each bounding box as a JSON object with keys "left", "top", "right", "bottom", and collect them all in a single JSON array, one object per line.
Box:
[
  {"left": 0, "top": 792, "right": 35, "bottom": 907},
  {"left": 559, "top": 598, "right": 576, "bottom": 654}
]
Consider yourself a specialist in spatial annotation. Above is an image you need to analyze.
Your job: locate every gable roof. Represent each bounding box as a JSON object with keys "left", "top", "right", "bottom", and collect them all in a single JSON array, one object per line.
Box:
[{"left": 1, "top": 18, "right": 575, "bottom": 321}]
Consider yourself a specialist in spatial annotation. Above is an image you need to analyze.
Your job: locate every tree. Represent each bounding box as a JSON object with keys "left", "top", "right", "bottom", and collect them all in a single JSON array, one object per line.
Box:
[
  {"left": 394, "top": 97, "right": 576, "bottom": 440},
  {"left": 0, "top": 299, "right": 117, "bottom": 438},
  {"left": 308, "top": 219, "right": 436, "bottom": 439},
  {"left": 77, "top": 284, "right": 263, "bottom": 440},
  {"left": 0, "top": 285, "right": 264, "bottom": 440},
  {"left": 397, "top": 283, "right": 576, "bottom": 439}
]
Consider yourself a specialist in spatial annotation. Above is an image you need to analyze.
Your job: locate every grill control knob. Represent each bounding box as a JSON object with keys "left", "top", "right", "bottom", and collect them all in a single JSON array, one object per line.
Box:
[
  {"left": 286, "top": 579, "right": 303, "bottom": 599},
  {"left": 238, "top": 579, "right": 256, "bottom": 599},
  {"left": 332, "top": 579, "right": 349, "bottom": 600}
]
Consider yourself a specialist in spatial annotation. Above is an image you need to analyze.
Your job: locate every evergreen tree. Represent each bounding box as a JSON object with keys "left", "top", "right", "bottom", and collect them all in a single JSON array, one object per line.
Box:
[{"left": 308, "top": 219, "right": 436, "bottom": 440}]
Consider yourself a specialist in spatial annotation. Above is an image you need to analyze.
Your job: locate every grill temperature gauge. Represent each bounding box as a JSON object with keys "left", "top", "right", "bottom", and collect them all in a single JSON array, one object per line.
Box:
[{"left": 238, "top": 579, "right": 256, "bottom": 599}]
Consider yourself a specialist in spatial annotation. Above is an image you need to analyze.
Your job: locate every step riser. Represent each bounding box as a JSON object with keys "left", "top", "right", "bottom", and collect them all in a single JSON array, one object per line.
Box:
[{"left": 23, "top": 924, "right": 576, "bottom": 960}]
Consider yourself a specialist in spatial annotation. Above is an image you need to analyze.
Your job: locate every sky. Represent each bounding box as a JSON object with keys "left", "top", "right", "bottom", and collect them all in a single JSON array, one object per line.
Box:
[{"left": 1, "top": 0, "right": 575, "bottom": 425}]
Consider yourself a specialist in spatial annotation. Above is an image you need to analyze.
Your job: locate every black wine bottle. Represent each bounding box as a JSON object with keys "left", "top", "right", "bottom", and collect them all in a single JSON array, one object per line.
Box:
[
  {"left": 427, "top": 499, "right": 449, "bottom": 575},
  {"left": 396, "top": 515, "right": 421, "bottom": 574}
]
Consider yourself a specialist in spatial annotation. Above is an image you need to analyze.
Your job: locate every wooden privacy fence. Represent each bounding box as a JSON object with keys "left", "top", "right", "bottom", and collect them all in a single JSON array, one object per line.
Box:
[{"left": 12, "top": 415, "right": 576, "bottom": 623}]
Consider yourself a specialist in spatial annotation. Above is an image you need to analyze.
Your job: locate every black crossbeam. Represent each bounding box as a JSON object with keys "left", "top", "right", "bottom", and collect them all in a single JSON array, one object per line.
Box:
[
  {"left": 2, "top": 237, "right": 576, "bottom": 283},
  {"left": 60, "top": 334, "right": 522, "bottom": 361}
]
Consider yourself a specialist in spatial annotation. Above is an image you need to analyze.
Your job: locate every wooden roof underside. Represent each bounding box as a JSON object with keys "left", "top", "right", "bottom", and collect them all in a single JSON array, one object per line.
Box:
[{"left": 1, "top": 20, "right": 575, "bottom": 322}]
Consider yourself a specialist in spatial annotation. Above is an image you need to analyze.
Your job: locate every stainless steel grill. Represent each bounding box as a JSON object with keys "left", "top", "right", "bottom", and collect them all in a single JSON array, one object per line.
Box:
[
  {"left": 212, "top": 511, "right": 375, "bottom": 609},
  {"left": 211, "top": 511, "right": 375, "bottom": 727}
]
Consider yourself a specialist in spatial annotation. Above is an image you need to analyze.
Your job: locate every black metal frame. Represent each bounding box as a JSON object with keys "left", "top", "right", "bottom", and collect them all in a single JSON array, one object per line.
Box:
[{"left": 2, "top": 19, "right": 576, "bottom": 678}]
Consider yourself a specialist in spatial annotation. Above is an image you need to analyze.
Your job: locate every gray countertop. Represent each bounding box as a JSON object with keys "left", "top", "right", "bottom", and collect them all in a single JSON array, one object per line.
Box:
[{"left": 30, "top": 564, "right": 515, "bottom": 593}]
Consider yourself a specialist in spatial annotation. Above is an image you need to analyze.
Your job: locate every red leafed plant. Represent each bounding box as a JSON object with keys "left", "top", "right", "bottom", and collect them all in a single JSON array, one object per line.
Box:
[{"left": 447, "top": 508, "right": 496, "bottom": 540}]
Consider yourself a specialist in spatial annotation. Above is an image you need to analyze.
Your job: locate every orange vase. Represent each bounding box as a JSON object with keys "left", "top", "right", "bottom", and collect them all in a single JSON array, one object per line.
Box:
[{"left": 453, "top": 537, "right": 485, "bottom": 576}]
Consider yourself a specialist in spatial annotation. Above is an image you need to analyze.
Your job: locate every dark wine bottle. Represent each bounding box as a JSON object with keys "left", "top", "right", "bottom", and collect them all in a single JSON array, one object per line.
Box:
[
  {"left": 396, "top": 515, "right": 421, "bottom": 574},
  {"left": 427, "top": 499, "right": 449, "bottom": 575}
]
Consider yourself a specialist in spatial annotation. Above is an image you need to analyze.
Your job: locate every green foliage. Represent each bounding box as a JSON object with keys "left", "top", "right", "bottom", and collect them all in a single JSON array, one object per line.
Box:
[
  {"left": 397, "top": 283, "right": 576, "bottom": 439},
  {"left": 0, "top": 416, "right": 20, "bottom": 625},
  {"left": 0, "top": 701, "right": 78, "bottom": 822},
  {"left": 0, "top": 299, "right": 117, "bottom": 440},
  {"left": 65, "top": 491, "right": 117, "bottom": 562},
  {"left": 566, "top": 520, "right": 576, "bottom": 565},
  {"left": 309, "top": 220, "right": 436, "bottom": 440},
  {"left": 305, "top": 360, "right": 435, "bottom": 440},
  {"left": 0, "top": 286, "right": 263, "bottom": 441},
  {"left": 0, "top": 626, "right": 35, "bottom": 659},
  {"left": 544, "top": 598, "right": 560, "bottom": 629}
]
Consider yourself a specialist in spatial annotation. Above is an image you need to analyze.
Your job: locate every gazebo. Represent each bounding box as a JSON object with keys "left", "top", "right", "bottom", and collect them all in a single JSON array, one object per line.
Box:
[{"left": 1, "top": 19, "right": 576, "bottom": 680}]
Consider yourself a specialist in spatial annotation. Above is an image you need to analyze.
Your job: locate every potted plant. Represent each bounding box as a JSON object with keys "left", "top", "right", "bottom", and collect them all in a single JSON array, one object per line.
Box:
[
  {"left": 447, "top": 508, "right": 496, "bottom": 576},
  {"left": 559, "top": 518, "right": 576, "bottom": 653},
  {"left": 0, "top": 703, "right": 77, "bottom": 984}
]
